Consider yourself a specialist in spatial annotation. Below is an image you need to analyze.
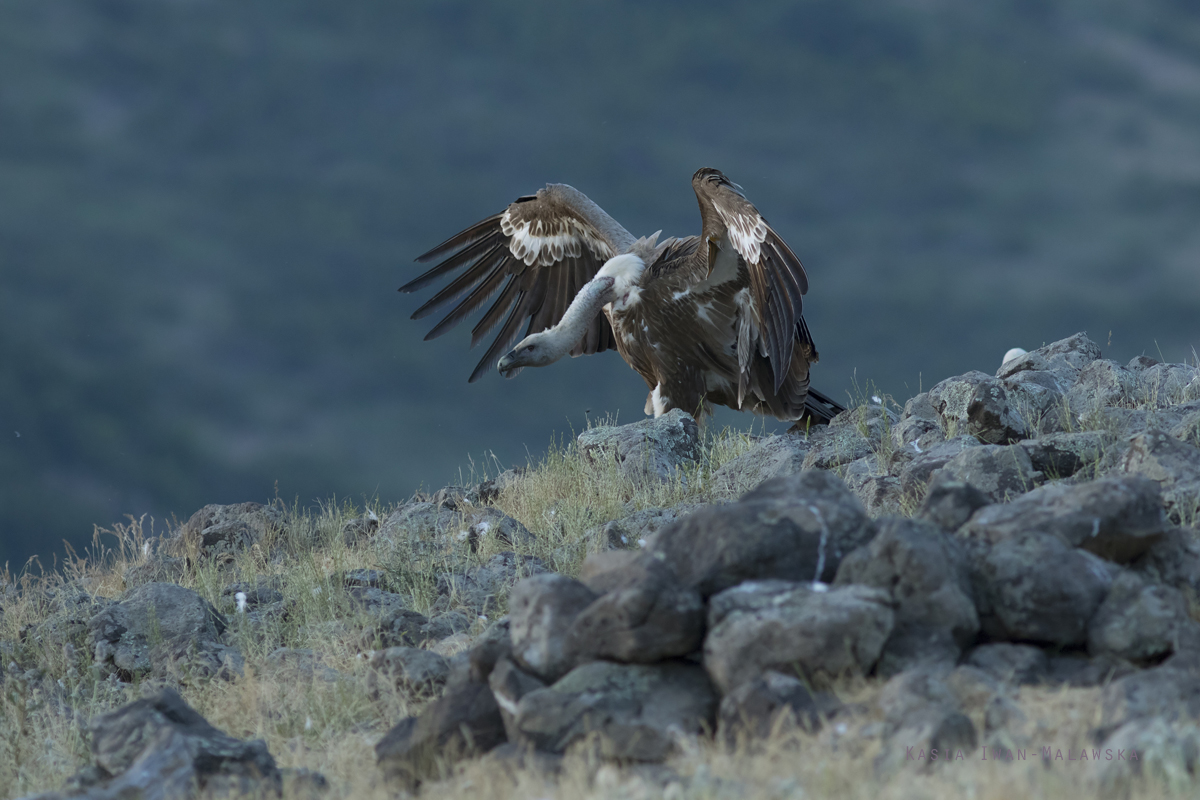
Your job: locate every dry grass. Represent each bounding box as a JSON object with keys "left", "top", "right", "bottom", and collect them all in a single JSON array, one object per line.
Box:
[{"left": 1, "top": 416, "right": 1197, "bottom": 799}]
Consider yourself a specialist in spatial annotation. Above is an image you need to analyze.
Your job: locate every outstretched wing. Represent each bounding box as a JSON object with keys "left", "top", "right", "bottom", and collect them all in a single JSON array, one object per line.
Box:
[
  {"left": 691, "top": 168, "right": 814, "bottom": 391},
  {"left": 402, "top": 184, "right": 634, "bottom": 382}
]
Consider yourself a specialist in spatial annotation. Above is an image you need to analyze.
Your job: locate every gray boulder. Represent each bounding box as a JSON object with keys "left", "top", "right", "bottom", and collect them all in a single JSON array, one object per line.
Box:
[
  {"left": 1134, "top": 527, "right": 1200, "bottom": 597},
  {"left": 1097, "top": 666, "right": 1200, "bottom": 740},
  {"left": 966, "top": 531, "right": 1112, "bottom": 646},
  {"left": 995, "top": 332, "right": 1101, "bottom": 384},
  {"left": 718, "top": 670, "right": 843, "bottom": 745},
  {"left": 703, "top": 582, "right": 894, "bottom": 693},
  {"left": 834, "top": 516, "right": 978, "bottom": 671},
  {"left": 1018, "top": 430, "right": 1113, "bottom": 479},
  {"left": 709, "top": 434, "right": 808, "bottom": 497},
  {"left": 874, "top": 666, "right": 977, "bottom": 774},
  {"left": 1097, "top": 717, "right": 1200, "bottom": 794},
  {"left": 966, "top": 379, "right": 1030, "bottom": 444},
  {"left": 960, "top": 474, "right": 1167, "bottom": 563},
  {"left": 513, "top": 660, "right": 717, "bottom": 761},
  {"left": 37, "top": 688, "right": 285, "bottom": 800},
  {"left": 1137, "top": 362, "right": 1199, "bottom": 407},
  {"left": 646, "top": 471, "right": 877, "bottom": 596},
  {"left": 435, "top": 552, "right": 549, "bottom": 614},
  {"left": 576, "top": 409, "right": 700, "bottom": 484},
  {"left": 88, "top": 582, "right": 239, "bottom": 682},
  {"left": 928, "top": 444, "right": 1040, "bottom": 503},
  {"left": 898, "top": 436, "right": 981, "bottom": 496},
  {"left": 487, "top": 656, "right": 546, "bottom": 742},
  {"left": 1088, "top": 572, "right": 1196, "bottom": 664},
  {"left": 367, "top": 647, "right": 450, "bottom": 699},
  {"left": 800, "top": 409, "right": 881, "bottom": 471},
  {"left": 588, "top": 504, "right": 708, "bottom": 551},
  {"left": 917, "top": 480, "right": 991, "bottom": 532},
  {"left": 842, "top": 456, "right": 903, "bottom": 517},
  {"left": 178, "top": 501, "right": 284, "bottom": 559},
  {"left": 928, "top": 371, "right": 993, "bottom": 432},
  {"left": 375, "top": 682, "right": 506, "bottom": 790},
  {"left": 507, "top": 574, "right": 598, "bottom": 683},
  {"left": 1122, "top": 428, "right": 1200, "bottom": 524},
  {"left": 565, "top": 553, "right": 704, "bottom": 664},
  {"left": 360, "top": 608, "right": 449, "bottom": 651},
  {"left": 964, "top": 643, "right": 1048, "bottom": 685},
  {"left": 1067, "top": 359, "right": 1138, "bottom": 415}
]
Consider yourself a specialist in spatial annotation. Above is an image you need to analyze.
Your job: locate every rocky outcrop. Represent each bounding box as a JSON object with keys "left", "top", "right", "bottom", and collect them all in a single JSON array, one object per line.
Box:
[{"left": 576, "top": 408, "right": 700, "bottom": 485}]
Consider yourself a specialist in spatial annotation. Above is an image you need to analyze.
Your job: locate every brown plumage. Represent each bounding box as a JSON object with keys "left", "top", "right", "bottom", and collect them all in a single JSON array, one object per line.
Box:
[{"left": 400, "top": 168, "right": 844, "bottom": 425}]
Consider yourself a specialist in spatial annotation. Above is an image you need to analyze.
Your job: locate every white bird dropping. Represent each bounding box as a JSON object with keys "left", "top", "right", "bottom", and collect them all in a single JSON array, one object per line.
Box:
[{"left": 235, "top": 592, "right": 248, "bottom": 614}]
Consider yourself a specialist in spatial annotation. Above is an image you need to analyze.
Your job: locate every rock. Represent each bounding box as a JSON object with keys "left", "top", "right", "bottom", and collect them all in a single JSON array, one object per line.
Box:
[
  {"left": 344, "top": 586, "right": 409, "bottom": 619},
  {"left": 717, "top": 670, "right": 842, "bottom": 745},
  {"left": 375, "top": 682, "right": 506, "bottom": 790},
  {"left": 966, "top": 379, "right": 1030, "bottom": 444},
  {"left": 507, "top": 574, "right": 598, "bottom": 682},
  {"left": 873, "top": 626, "right": 962, "bottom": 678},
  {"left": 360, "top": 608, "right": 446, "bottom": 651},
  {"left": 1172, "top": 406, "right": 1200, "bottom": 448},
  {"left": 1122, "top": 428, "right": 1200, "bottom": 524},
  {"left": 88, "top": 582, "right": 240, "bottom": 682},
  {"left": 1088, "top": 572, "right": 1195, "bottom": 664},
  {"left": 996, "top": 332, "right": 1101, "bottom": 384},
  {"left": 487, "top": 656, "right": 546, "bottom": 742},
  {"left": 1067, "top": 359, "right": 1138, "bottom": 415},
  {"left": 1002, "top": 369, "right": 1069, "bottom": 433},
  {"left": 1133, "top": 527, "right": 1200, "bottom": 596},
  {"left": 565, "top": 553, "right": 704, "bottom": 664},
  {"left": 377, "top": 502, "right": 462, "bottom": 556},
  {"left": 588, "top": 504, "right": 707, "bottom": 551},
  {"left": 875, "top": 666, "right": 977, "bottom": 773},
  {"left": 967, "top": 532, "right": 1112, "bottom": 646},
  {"left": 703, "top": 582, "right": 894, "bottom": 694},
  {"left": 960, "top": 474, "right": 1167, "bottom": 563},
  {"left": 431, "top": 485, "right": 479, "bottom": 511},
  {"left": 513, "top": 660, "right": 717, "bottom": 761},
  {"left": 917, "top": 480, "right": 991, "bottom": 532},
  {"left": 928, "top": 444, "right": 1040, "bottom": 504},
  {"left": 475, "top": 467, "right": 527, "bottom": 503},
  {"left": 69, "top": 688, "right": 284, "bottom": 799},
  {"left": 368, "top": 647, "right": 450, "bottom": 698},
  {"left": 928, "top": 371, "right": 994, "bottom": 432},
  {"left": 1097, "top": 717, "right": 1200, "bottom": 794},
  {"left": 944, "top": 665, "right": 1001, "bottom": 711},
  {"left": 964, "top": 643, "right": 1048, "bottom": 685},
  {"left": 1045, "top": 653, "right": 1136, "bottom": 688},
  {"left": 1098, "top": 666, "right": 1200, "bottom": 740},
  {"left": 898, "top": 436, "right": 980, "bottom": 496},
  {"left": 891, "top": 393, "right": 944, "bottom": 456},
  {"left": 801, "top": 419, "right": 876, "bottom": 471},
  {"left": 834, "top": 517, "right": 978, "bottom": 665},
  {"left": 1137, "top": 363, "right": 1199, "bottom": 407},
  {"left": 576, "top": 409, "right": 700, "bottom": 484},
  {"left": 178, "top": 501, "right": 283, "bottom": 558},
  {"left": 1018, "top": 431, "right": 1114, "bottom": 479},
  {"left": 435, "top": 552, "right": 549, "bottom": 614},
  {"left": 646, "top": 471, "right": 877, "bottom": 596},
  {"left": 460, "top": 618, "right": 513, "bottom": 685},
  {"left": 340, "top": 511, "right": 380, "bottom": 545},
  {"left": 709, "top": 434, "right": 808, "bottom": 496},
  {"left": 842, "top": 457, "right": 903, "bottom": 516},
  {"left": 462, "top": 507, "right": 536, "bottom": 551}
]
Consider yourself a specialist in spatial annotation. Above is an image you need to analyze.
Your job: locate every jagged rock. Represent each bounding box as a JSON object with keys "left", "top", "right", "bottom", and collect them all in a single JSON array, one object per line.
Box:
[
  {"left": 842, "top": 457, "right": 903, "bottom": 516},
  {"left": 435, "top": 552, "right": 549, "bottom": 614},
  {"left": 88, "top": 582, "right": 240, "bottom": 682},
  {"left": 960, "top": 474, "right": 1167, "bottom": 563},
  {"left": 1088, "top": 572, "right": 1196, "bottom": 664},
  {"left": 37, "top": 688, "right": 286, "bottom": 800},
  {"left": 366, "top": 648, "right": 448, "bottom": 700},
  {"left": 917, "top": 480, "right": 991, "bottom": 532},
  {"left": 1097, "top": 717, "right": 1200, "bottom": 793},
  {"left": 565, "top": 553, "right": 703, "bottom": 664},
  {"left": 718, "top": 670, "right": 843, "bottom": 745},
  {"left": 1137, "top": 363, "right": 1199, "bottom": 408},
  {"left": 965, "top": 643, "right": 1048, "bottom": 685},
  {"left": 703, "top": 582, "right": 894, "bottom": 694},
  {"left": 179, "top": 502, "right": 283, "bottom": 558},
  {"left": 966, "top": 379, "right": 1030, "bottom": 444},
  {"left": 967, "top": 531, "right": 1112, "bottom": 646},
  {"left": 512, "top": 660, "right": 717, "bottom": 761},
  {"left": 801, "top": 407, "right": 888, "bottom": 471},
  {"left": 996, "top": 332, "right": 1101, "bottom": 384},
  {"left": 1018, "top": 430, "right": 1113, "bottom": 479},
  {"left": 1122, "top": 428, "right": 1200, "bottom": 524},
  {"left": 835, "top": 516, "right": 978, "bottom": 673},
  {"left": 1067, "top": 359, "right": 1138, "bottom": 415},
  {"left": 588, "top": 504, "right": 708, "bottom": 551},
  {"left": 488, "top": 656, "right": 546, "bottom": 741},
  {"left": 1098, "top": 666, "right": 1200, "bottom": 740},
  {"left": 645, "top": 471, "right": 877, "bottom": 596},
  {"left": 576, "top": 409, "right": 700, "bottom": 484},
  {"left": 898, "top": 436, "right": 980, "bottom": 496},
  {"left": 928, "top": 371, "right": 994, "bottom": 431},
  {"left": 1134, "top": 527, "right": 1200, "bottom": 596},
  {"left": 375, "top": 682, "right": 506, "bottom": 790},
  {"left": 928, "top": 444, "right": 1040, "bottom": 503},
  {"left": 709, "top": 434, "right": 808, "bottom": 496},
  {"left": 507, "top": 574, "right": 598, "bottom": 683},
  {"left": 360, "top": 608, "right": 448, "bottom": 651}
]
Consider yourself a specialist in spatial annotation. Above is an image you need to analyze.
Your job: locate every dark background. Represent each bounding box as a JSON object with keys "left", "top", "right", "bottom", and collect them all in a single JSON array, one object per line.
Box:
[{"left": 3, "top": 0, "right": 1199, "bottom": 569}]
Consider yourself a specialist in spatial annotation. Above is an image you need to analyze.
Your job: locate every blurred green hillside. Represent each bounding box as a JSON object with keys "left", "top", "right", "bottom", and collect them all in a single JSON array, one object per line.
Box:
[{"left": 2, "top": 0, "right": 1199, "bottom": 568}]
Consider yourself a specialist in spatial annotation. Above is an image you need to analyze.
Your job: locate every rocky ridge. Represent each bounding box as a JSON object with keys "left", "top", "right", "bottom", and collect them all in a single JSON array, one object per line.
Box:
[{"left": 5, "top": 332, "right": 1200, "bottom": 798}]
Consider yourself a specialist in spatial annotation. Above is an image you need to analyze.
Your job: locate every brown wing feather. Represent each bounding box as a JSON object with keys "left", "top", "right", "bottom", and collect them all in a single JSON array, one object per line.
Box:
[
  {"left": 691, "top": 168, "right": 813, "bottom": 391},
  {"left": 402, "top": 186, "right": 625, "bottom": 382}
]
